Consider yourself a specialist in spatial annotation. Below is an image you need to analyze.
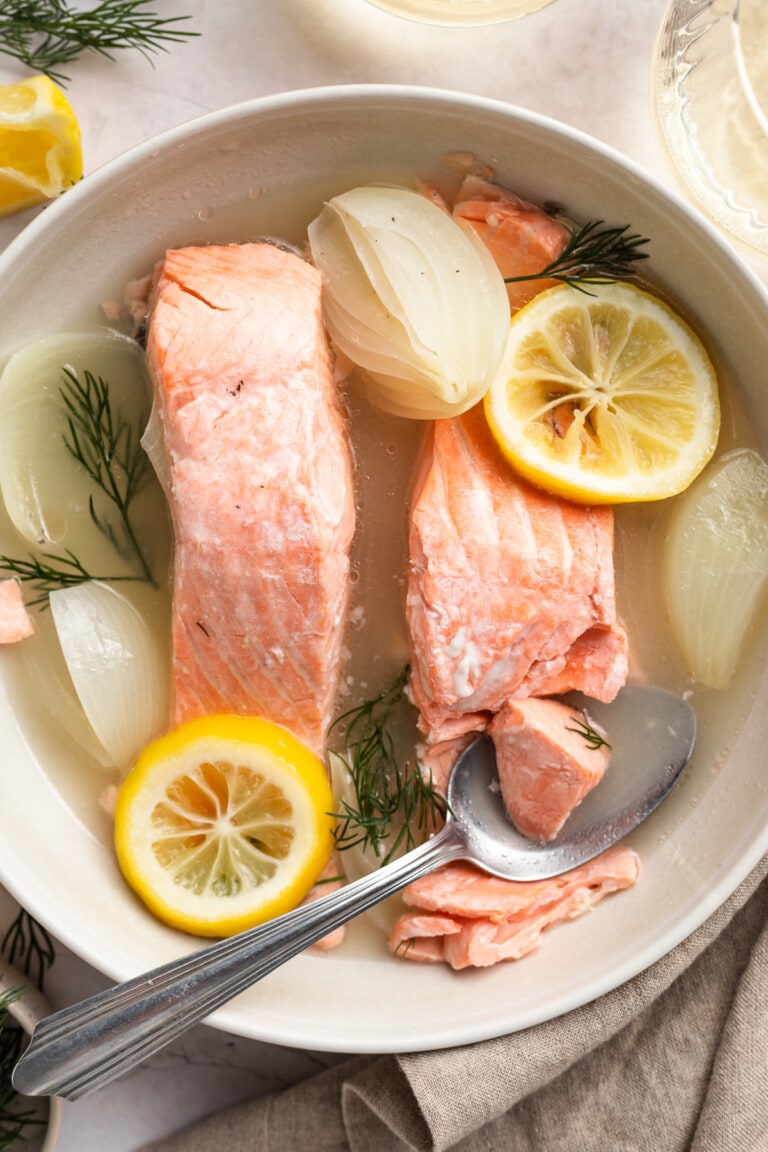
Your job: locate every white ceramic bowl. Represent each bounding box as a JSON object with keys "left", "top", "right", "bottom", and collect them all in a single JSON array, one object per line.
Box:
[{"left": 1, "top": 85, "right": 767, "bottom": 1054}]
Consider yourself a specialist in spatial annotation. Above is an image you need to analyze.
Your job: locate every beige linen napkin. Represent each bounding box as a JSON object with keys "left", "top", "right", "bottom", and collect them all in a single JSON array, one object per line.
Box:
[{"left": 141, "top": 856, "right": 768, "bottom": 1152}]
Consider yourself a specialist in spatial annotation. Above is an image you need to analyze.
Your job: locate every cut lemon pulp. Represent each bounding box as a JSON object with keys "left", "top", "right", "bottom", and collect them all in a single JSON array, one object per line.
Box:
[
  {"left": 0, "top": 76, "right": 83, "bottom": 217},
  {"left": 114, "top": 715, "right": 335, "bottom": 937},
  {"left": 484, "top": 282, "right": 720, "bottom": 503}
]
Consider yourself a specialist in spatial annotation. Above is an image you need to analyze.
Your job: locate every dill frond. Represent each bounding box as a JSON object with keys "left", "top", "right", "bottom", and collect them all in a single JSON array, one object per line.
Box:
[
  {"left": 0, "top": 549, "right": 142, "bottom": 608},
  {"left": 504, "top": 220, "right": 650, "bottom": 295},
  {"left": 0, "top": 1, "right": 197, "bottom": 85},
  {"left": 60, "top": 366, "right": 155, "bottom": 585},
  {"left": 329, "top": 667, "right": 449, "bottom": 866},
  {"left": 2, "top": 909, "right": 55, "bottom": 992},
  {"left": 566, "top": 714, "right": 612, "bottom": 751},
  {"left": 0, "top": 909, "right": 55, "bottom": 1145}
]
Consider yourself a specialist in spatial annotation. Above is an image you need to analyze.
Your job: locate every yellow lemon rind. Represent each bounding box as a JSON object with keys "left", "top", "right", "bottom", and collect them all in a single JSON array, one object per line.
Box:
[
  {"left": 0, "top": 75, "right": 82, "bottom": 217},
  {"left": 484, "top": 282, "right": 721, "bottom": 505},
  {"left": 114, "top": 714, "right": 335, "bottom": 938}
]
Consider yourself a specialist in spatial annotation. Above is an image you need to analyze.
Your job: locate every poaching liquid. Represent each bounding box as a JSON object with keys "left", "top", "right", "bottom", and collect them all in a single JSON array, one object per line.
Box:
[{"left": 1, "top": 176, "right": 766, "bottom": 883}]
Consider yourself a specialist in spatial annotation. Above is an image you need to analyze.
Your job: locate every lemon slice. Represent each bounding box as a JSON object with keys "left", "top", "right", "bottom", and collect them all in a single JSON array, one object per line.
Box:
[
  {"left": 0, "top": 76, "right": 83, "bottom": 217},
  {"left": 114, "top": 715, "right": 335, "bottom": 937},
  {"left": 484, "top": 282, "right": 720, "bottom": 503}
]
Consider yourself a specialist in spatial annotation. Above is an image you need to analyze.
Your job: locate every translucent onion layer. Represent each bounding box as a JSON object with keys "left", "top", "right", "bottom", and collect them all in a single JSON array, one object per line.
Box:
[
  {"left": 0, "top": 331, "right": 152, "bottom": 564},
  {"left": 308, "top": 185, "right": 510, "bottom": 419},
  {"left": 664, "top": 449, "right": 768, "bottom": 688},
  {"left": 140, "top": 399, "right": 171, "bottom": 495},
  {"left": 50, "top": 581, "right": 171, "bottom": 770},
  {"left": 19, "top": 609, "right": 115, "bottom": 770}
]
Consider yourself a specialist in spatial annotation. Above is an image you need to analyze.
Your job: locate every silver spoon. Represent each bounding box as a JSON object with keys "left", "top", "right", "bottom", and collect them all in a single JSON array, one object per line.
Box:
[{"left": 13, "top": 683, "right": 694, "bottom": 1102}]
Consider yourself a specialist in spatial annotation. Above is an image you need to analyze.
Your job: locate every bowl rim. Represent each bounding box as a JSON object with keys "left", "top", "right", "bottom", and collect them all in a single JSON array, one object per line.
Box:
[
  {"left": 1, "top": 83, "right": 768, "bottom": 1052},
  {"left": 2, "top": 81, "right": 766, "bottom": 299}
]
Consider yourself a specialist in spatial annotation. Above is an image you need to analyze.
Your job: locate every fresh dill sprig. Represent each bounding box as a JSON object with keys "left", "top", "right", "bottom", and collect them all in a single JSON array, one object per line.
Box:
[
  {"left": 2, "top": 909, "right": 55, "bottom": 992},
  {"left": 504, "top": 220, "right": 650, "bottom": 295},
  {"left": 329, "top": 667, "right": 449, "bottom": 867},
  {"left": 566, "top": 714, "right": 611, "bottom": 752},
  {"left": 60, "top": 367, "right": 155, "bottom": 586},
  {"left": 0, "top": 1, "right": 197, "bottom": 86},
  {"left": 395, "top": 936, "right": 416, "bottom": 958},
  {"left": 0, "top": 910, "right": 55, "bottom": 1146},
  {"left": 0, "top": 548, "right": 142, "bottom": 608},
  {"left": 0, "top": 367, "right": 154, "bottom": 606},
  {"left": 0, "top": 988, "right": 44, "bottom": 1151}
]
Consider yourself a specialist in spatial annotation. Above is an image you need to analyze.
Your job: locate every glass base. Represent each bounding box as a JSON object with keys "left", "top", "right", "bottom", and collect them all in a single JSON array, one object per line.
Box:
[{"left": 363, "top": 0, "right": 558, "bottom": 26}]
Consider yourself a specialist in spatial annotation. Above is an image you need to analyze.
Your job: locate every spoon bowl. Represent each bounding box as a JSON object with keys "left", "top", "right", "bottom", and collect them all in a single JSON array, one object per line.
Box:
[
  {"left": 450, "top": 686, "right": 696, "bottom": 881},
  {"left": 13, "top": 683, "right": 694, "bottom": 1102}
]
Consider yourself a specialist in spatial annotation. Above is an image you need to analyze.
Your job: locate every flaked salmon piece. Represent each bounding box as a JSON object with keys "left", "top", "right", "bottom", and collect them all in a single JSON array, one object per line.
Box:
[
  {"left": 451, "top": 175, "right": 570, "bottom": 312},
  {"left": 146, "top": 243, "right": 355, "bottom": 754},
  {"left": 417, "top": 732, "right": 478, "bottom": 794},
  {"left": 442, "top": 851, "right": 637, "bottom": 968},
  {"left": 516, "top": 625, "right": 629, "bottom": 702},
  {"left": 302, "top": 856, "right": 347, "bottom": 952},
  {"left": 394, "top": 936, "right": 448, "bottom": 963},
  {"left": 444, "top": 914, "right": 544, "bottom": 967},
  {"left": 407, "top": 405, "right": 628, "bottom": 744},
  {"left": 416, "top": 181, "right": 450, "bottom": 213},
  {"left": 392, "top": 846, "right": 640, "bottom": 969},
  {"left": 488, "top": 697, "right": 610, "bottom": 841},
  {"left": 0, "top": 579, "right": 34, "bottom": 643},
  {"left": 401, "top": 846, "right": 639, "bottom": 924},
  {"left": 390, "top": 912, "right": 461, "bottom": 963}
]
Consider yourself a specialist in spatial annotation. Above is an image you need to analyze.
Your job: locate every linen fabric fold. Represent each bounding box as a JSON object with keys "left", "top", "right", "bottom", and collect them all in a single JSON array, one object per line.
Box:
[{"left": 140, "top": 855, "right": 768, "bottom": 1152}]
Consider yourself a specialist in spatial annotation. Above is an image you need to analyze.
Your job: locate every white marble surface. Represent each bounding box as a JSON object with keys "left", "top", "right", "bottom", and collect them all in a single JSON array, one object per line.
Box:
[{"left": 0, "top": 0, "right": 760, "bottom": 1148}]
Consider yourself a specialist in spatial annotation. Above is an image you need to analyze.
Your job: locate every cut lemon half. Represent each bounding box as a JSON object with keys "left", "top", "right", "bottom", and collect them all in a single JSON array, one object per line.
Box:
[
  {"left": 484, "top": 282, "right": 720, "bottom": 503},
  {"left": 114, "top": 714, "right": 335, "bottom": 937},
  {"left": 0, "top": 76, "right": 83, "bottom": 217}
]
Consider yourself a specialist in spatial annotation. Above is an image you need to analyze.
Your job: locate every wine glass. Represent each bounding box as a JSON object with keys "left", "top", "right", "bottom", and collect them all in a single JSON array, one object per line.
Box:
[{"left": 652, "top": 0, "right": 768, "bottom": 262}]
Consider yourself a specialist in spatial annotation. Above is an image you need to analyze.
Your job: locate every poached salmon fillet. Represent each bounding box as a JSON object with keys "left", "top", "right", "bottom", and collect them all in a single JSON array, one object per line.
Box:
[
  {"left": 146, "top": 242, "right": 355, "bottom": 754},
  {"left": 407, "top": 405, "right": 628, "bottom": 744},
  {"left": 397, "top": 181, "right": 633, "bottom": 970}
]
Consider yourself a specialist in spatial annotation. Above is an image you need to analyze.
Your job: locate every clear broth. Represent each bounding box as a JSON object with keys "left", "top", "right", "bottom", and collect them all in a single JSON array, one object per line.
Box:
[{"left": 1, "top": 172, "right": 766, "bottom": 924}]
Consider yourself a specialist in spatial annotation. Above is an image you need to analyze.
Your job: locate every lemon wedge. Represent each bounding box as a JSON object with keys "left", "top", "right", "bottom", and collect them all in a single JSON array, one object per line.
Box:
[
  {"left": 0, "top": 75, "right": 83, "bottom": 217},
  {"left": 114, "top": 715, "right": 335, "bottom": 937},
  {"left": 484, "top": 282, "right": 720, "bottom": 503}
]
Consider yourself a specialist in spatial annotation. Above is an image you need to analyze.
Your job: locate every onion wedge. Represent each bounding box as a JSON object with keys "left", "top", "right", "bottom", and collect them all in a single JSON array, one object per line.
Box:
[
  {"left": 0, "top": 331, "right": 152, "bottom": 566},
  {"left": 49, "top": 581, "right": 170, "bottom": 770},
  {"left": 664, "top": 448, "right": 768, "bottom": 688},
  {"left": 308, "top": 185, "right": 510, "bottom": 419}
]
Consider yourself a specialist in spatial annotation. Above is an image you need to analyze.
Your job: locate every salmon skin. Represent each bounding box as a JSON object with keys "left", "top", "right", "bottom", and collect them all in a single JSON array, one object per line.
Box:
[
  {"left": 146, "top": 242, "right": 355, "bottom": 754},
  {"left": 407, "top": 405, "right": 628, "bottom": 745}
]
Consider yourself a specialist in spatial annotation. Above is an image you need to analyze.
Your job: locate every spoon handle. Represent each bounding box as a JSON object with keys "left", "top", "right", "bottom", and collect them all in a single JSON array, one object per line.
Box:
[{"left": 14, "top": 824, "right": 466, "bottom": 1102}]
